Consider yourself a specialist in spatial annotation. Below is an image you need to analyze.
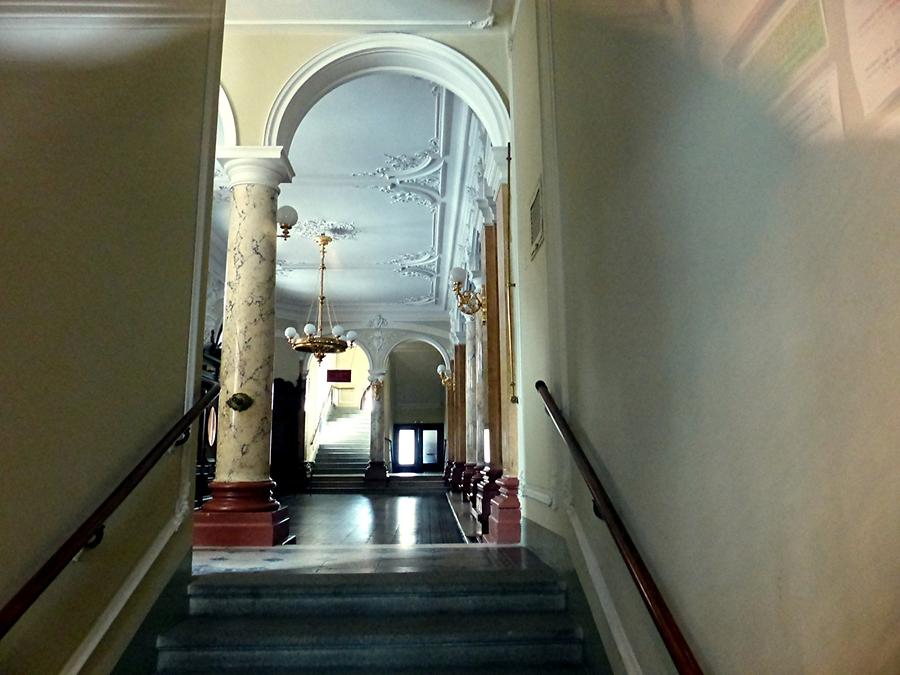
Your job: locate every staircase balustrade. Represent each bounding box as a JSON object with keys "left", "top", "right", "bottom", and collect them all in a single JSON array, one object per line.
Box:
[{"left": 535, "top": 380, "right": 704, "bottom": 675}]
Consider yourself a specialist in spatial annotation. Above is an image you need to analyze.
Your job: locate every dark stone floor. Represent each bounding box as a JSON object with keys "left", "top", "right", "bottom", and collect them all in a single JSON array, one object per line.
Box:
[{"left": 280, "top": 493, "right": 465, "bottom": 546}]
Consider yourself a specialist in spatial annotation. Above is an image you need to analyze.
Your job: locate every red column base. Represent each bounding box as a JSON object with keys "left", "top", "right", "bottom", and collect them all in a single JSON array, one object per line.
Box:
[
  {"left": 475, "top": 466, "right": 503, "bottom": 532},
  {"left": 450, "top": 461, "right": 466, "bottom": 493},
  {"left": 442, "top": 459, "right": 453, "bottom": 485},
  {"left": 193, "top": 480, "right": 292, "bottom": 547},
  {"left": 364, "top": 460, "right": 389, "bottom": 483},
  {"left": 460, "top": 463, "right": 477, "bottom": 499},
  {"left": 467, "top": 463, "right": 485, "bottom": 505},
  {"left": 484, "top": 476, "right": 521, "bottom": 544}
]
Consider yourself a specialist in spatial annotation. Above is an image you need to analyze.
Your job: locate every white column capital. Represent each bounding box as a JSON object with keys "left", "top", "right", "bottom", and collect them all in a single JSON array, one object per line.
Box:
[
  {"left": 476, "top": 195, "right": 497, "bottom": 225},
  {"left": 217, "top": 146, "right": 295, "bottom": 190},
  {"left": 485, "top": 144, "right": 509, "bottom": 195},
  {"left": 368, "top": 369, "right": 386, "bottom": 381}
]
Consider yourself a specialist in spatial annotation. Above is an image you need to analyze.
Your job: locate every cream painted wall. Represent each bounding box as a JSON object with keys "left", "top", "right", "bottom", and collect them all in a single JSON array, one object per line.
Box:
[
  {"left": 0, "top": 7, "right": 223, "bottom": 674},
  {"left": 509, "top": 0, "right": 567, "bottom": 514},
  {"left": 387, "top": 343, "right": 446, "bottom": 425},
  {"left": 220, "top": 29, "right": 509, "bottom": 146},
  {"left": 510, "top": 1, "right": 900, "bottom": 673},
  {"left": 332, "top": 347, "right": 371, "bottom": 408}
]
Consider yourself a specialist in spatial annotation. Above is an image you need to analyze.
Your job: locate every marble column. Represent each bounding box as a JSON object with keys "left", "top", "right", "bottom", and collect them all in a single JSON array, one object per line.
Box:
[
  {"left": 450, "top": 342, "right": 467, "bottom": 493},
  {"left": 364, "top": 370, "right": 388, "bottom": 483},
  {"left": 461, "top": 316, "right": 478, "bottom": 499},
  {"left": 469, "top": 306, "right": 487, "bottom": 506},
  {"left": 194, "top": 147, "right": 295, "bottom": 547},
  {"left": 475, "top": 223, "right": 503, "bottom": 530},
  {"left": 442, "top": 362, "right": 454, "bottom": 485}
]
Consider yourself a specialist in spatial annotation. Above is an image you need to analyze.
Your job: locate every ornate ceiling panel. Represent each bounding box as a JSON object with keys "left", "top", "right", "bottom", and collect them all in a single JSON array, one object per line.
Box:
[{"left": 212, "top": 71, "right": 492, "bottom": 326}]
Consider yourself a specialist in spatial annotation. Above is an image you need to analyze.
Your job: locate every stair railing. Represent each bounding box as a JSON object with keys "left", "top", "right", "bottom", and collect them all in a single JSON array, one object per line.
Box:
[
  {"left": 0, "top": 382, "right": 221, "bottom": 640},
  {"left": 308, "top": 384, "right": 336, "bottom": 457},
  {"left": 535, "top": 380, "right": 704, "bottom": 675}
]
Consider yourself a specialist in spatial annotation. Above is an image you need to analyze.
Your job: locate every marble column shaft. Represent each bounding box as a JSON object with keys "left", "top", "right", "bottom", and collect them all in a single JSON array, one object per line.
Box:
[
  {"left": 215, "top": 183, "right": 279, "bottom": 483},
  {"left": 453, "top": 343, "right": 467, "bottom": 463},
  {"left": 369, "top": 371, "right": 386, "bottom": 463},
  {"left": 465, "top": 317, "right": 478, "bottom": 464},
  {"left": 474, "top": 308, "right": 486, "bottom": 464}
]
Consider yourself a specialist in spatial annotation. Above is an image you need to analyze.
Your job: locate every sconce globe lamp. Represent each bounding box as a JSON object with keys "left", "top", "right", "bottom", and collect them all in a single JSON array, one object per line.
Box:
[{"left": 449, "top": 266, "right": 483, "bottom": 315}]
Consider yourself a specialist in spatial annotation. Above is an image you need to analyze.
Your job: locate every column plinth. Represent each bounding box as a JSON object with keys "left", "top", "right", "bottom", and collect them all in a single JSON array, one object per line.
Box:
[
  {"left": 467, "top": 462, "right": 486, "bottom": 505},
  {"left": 194, "top": 481, "right": 292, "bottom": 546},
  {"left": 474, "top": 466, "right": 503, "bottom": 532},
  {"left": 460, "top": 462, "right": 477, "bottom": 498},
  {"left": 442, "top": 458, "right": 453, "bottom": 485},
  {"left": 450, "top": 461, "right": 466, "bottom": 493},
  {"left": 484, "top": 476, "right": 521, "bottom": 544}
]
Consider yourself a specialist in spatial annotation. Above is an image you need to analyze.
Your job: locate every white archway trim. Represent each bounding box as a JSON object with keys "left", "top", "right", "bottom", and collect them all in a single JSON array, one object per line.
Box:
[
  {"left": 380, "top": 335, "right": 451, "bottom": 372},
  {"left": 218, "top": 85, "right": 238, "bottom": 147},
  {"left": 263, "top": 33, "right": 510, "bottom": 151}
]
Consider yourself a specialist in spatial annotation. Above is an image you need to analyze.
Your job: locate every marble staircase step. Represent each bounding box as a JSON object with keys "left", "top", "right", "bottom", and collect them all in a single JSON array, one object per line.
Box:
[
  {"left": 188, "top": 569, "right": 566, "bottom": 616},
  {"left": 157, "top": 611, "right": 582, "bottom": 671},
  {"left": 159, "top": 666, "right": 589, "bottom": 675}
]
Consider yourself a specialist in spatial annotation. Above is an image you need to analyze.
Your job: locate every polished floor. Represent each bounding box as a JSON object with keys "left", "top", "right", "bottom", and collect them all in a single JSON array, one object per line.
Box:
[{"left": 281, "top": 493, "right": 465, "bottom": 546}]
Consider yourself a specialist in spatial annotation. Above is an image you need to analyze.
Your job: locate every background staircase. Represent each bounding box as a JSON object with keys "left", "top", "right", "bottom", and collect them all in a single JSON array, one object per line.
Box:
[
  {"left": 307, "top": 406, "right": 450, "bottom": 494},
  {"left": 308, "top": 407, "right": 370, "bottom": 492},
  {"left": 156, "top": 564, "right": 590, "bottom": 673}
]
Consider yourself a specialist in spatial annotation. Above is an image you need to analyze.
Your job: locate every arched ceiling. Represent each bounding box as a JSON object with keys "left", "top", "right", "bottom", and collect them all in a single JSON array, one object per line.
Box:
[{"left": 210, "top": 72, "right": 491, "bottom": 330}]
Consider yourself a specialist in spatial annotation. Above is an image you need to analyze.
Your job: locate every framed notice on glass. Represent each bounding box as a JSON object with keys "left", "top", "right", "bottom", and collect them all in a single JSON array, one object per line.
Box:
[{"left": 327, "top": 369, "right": 352, "bottom": 383}]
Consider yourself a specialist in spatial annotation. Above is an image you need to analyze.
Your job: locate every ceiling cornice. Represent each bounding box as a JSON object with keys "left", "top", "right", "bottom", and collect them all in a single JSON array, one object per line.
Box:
[{"left": 224, "top": 0, "right": 497, "bottom": 33}]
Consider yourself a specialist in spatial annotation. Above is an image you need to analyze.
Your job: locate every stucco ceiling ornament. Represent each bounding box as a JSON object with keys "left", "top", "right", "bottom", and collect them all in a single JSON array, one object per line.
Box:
[
  {"left": 354, "top": 137, "right": 443, "bottom": 213},
  {"left": 379, "top": 248, "right": 438, "bottom": 267},
  {"left": 275, "top": 259, "right": 315, "bottom": 276},
  {"left": 353, "top": 138, "right": 440, "bottom": 179},
  {"left": 401, "top": 295, "right": 434, "bottom": 305},
  {"left": 376, "top": 185, "right": 438, "bottom": 212},
  {"left": 296, "top": 219, "right": 358, "bottom": 240},
  {"left": 397, "top": 265, "right": 436, "bottom": 280}
]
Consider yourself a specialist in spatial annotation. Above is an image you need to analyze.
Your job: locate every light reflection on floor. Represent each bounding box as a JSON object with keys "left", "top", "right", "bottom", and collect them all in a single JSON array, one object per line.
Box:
[{"left": 279, "top": 493, "right": 464, "bottom": 546}]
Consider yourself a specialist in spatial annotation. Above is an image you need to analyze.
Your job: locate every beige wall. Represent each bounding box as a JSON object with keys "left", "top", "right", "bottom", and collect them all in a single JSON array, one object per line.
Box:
[
  {"left": 0, "top": 5, "right": 223, "bottom": 674},
  {"left": 387, "top": 342, "right": 446, "bottom": 425},
  {"left": 510, "top": 1, "right": 900, "bottom": 673}
]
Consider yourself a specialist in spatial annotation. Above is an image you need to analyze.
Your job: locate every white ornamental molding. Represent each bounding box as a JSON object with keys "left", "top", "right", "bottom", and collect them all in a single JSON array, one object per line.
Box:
[
  {"left": 296, "top": 219, "right": 357, "bottom": 240},
  {"left": 379, "top": 248, "right": 439, "bottom": 267},
  {"left": 401, "top": 295, "right": 434, "bottom": 305},
  {"left": 356, "top": 137, "right": 444, "bottom": 213},
  {"left": 354, "top": 138, "right": 440, "bottom": 178},
  {"left": 368, "top": 313, "right": 389, "bottom": 356},
  {"left": 373, "top": 183, "right": 439, "bottom": 212},
  {"left": 263, "top": 33, "right": 510, "bottom": 153},
  {"left": 397, "top": 265, "right": 436, "bottom": 281}
]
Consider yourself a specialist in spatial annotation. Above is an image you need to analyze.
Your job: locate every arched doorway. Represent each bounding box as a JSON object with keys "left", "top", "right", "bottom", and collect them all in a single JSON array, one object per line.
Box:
[{"left": 383, "top": 339, "right": 449, "bottom": 474}]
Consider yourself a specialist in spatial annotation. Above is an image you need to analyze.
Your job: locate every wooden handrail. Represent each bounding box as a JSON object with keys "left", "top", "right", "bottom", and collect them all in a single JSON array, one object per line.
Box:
[
  {"left": 0, "top": 383, "right": 221, "bottom": 639},
  {"left": 535, "top": 381, "right": 703, "bottom": 675}
]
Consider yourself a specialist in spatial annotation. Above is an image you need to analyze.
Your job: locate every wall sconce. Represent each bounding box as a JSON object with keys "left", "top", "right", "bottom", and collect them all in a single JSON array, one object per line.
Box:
[
  {"left": 276, "top": 205, "right": 298, "bottom": 240},
  {"left": 449, "top": 267, "right": 483, "bottom": 315},
  {"left": 367, "top": 374, "right": 384, "bottom": 401},
  {"left": 436, "top": 364, "right": 453, "bottom": 389}
]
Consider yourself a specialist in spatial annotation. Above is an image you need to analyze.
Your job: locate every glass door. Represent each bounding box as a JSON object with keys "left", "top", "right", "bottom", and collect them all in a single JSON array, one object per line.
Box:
[{"left": 392, "top": 424, "right": 444, "bottom": 473}]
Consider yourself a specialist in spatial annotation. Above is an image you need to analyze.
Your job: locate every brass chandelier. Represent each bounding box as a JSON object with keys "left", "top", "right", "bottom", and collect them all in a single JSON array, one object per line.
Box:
[{"left": 284, "top": 234, "right": 357, "bottom": 363}]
